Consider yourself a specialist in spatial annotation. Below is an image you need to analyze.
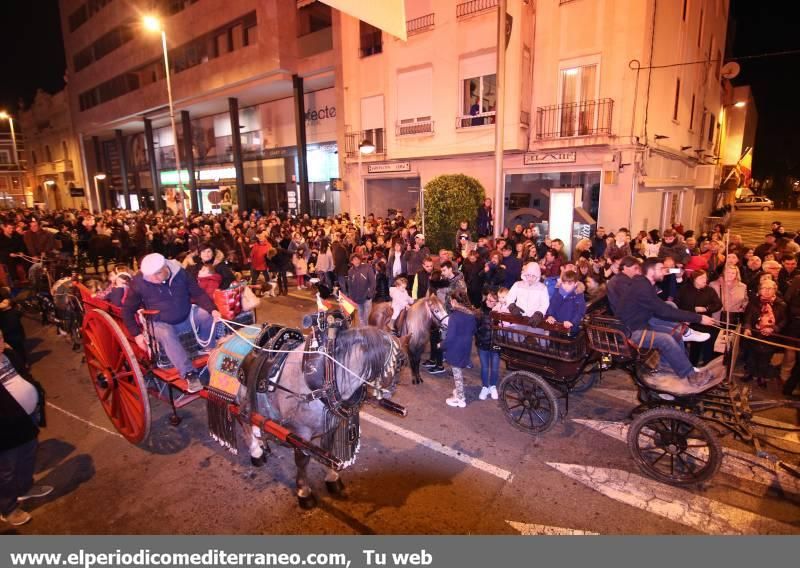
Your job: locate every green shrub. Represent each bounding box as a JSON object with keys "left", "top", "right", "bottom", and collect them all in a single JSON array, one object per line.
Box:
[{"left": 423, "top": 174, "right": 485, "bottom": 253}]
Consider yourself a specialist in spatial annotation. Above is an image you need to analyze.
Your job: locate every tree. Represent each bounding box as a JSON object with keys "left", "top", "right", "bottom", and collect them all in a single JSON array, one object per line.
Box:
[{"left": 423, "top": 174, "right": 485, "bottom": 253}]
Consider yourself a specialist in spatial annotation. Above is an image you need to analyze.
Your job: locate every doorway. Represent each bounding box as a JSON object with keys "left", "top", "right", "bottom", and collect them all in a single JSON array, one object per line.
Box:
[{"left": 365, "top": 177, "right": 421, "bottom": 219}]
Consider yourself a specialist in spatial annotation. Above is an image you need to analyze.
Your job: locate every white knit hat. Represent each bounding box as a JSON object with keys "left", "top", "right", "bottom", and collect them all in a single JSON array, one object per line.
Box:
[{"left": 140, "top": 253, "right": 166, "bottom": 276}]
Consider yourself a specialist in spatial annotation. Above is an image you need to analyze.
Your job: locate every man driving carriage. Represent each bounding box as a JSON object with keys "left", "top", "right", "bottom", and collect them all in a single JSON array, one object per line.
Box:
[
  {"left": 609, "top": 257, "right": 718, "bottom": 387},
  {"left": 123, "top": 253, "right": 221, "bottom": 394}
]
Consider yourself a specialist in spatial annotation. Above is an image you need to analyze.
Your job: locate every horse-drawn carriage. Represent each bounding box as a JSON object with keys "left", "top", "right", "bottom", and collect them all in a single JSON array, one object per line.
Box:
[
  {"left": 492, "top": 312, "right": 800, "bottom": 486},
  {"left": 75, "top": 283, "right": 407, "bottom": 507}
]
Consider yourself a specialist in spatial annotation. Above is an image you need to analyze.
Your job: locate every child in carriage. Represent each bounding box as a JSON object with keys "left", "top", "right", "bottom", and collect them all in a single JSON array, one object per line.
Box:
[{"left": 545, "top": 270, "right": 587, "bottom": 337}]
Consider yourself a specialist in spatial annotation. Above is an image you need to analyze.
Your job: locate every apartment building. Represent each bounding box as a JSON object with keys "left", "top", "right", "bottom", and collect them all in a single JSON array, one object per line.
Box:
[
  {"left": 0, "top": 120, "right": 29, "bottom": 208},
  {"left": 336, "top": 0, "right": 732, "bottom": 253},
  {"left": 60, "top": 0, "right": 341, "bottom": 215},
  {"left": 18, "top": 88, "right": 88, "bottom": 210}
]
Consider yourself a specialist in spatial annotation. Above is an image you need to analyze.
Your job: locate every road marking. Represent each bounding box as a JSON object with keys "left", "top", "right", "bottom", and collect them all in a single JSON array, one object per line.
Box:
[
  {"left": 361, "top": 412, "right": 514, "bottom": 482},
  {"left": 506, "top": 520, "right": 599, "bottom": 535},
  {"left": 572, "top": 418, "right": 800, "bottom": 495},
  {"left": 594, "top": 388, "right": 800, "bottom": 445},
  {"left": 46, "top": 402, "right": 124, "bottom": 439},
  {"left": 547, "top": 462, "right": 797, "bottom": 535}
]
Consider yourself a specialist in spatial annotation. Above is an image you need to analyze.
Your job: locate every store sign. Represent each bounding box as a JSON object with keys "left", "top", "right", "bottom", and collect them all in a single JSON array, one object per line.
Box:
[
  {"left": 367, "top": 161, "right": 411, "bottom": 174},
  {"left": 198, "top": 167, "right": 236, "bottom": 181},
  {"left": 523, "top": 152, "right": 577, "bottom": 165},
  {"left": 69, "top": 187, "right": 85, "bottom": 197},
  {"left": 160, "top": 170, "right": 191, "bottom": 185}
]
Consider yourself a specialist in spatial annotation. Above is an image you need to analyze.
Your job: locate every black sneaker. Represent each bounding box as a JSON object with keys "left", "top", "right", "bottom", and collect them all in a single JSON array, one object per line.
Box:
[
  {"left": 184, "top": 372, "right": 204, "bottom": 394},
  {"left": 427, "top": 365, "right": 445, "bottom": 375},
  {"left": 421, "top": 359, "right": 436, "bottom": 369}
]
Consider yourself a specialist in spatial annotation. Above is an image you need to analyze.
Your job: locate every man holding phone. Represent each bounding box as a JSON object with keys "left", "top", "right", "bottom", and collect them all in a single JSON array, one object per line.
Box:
[{"left": 612, "top": 258, "right": 717, "bottom": 386}]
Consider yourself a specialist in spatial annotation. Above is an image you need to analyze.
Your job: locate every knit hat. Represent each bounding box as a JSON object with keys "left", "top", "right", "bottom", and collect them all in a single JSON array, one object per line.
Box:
[{"left": 140, "top": 253, "right": 166, "bottom": 276}]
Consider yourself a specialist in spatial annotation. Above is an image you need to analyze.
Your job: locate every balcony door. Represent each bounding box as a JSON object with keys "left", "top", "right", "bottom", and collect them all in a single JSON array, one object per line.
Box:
[{"left": 558, "top": 61, "right": 598, "bottom": 137}]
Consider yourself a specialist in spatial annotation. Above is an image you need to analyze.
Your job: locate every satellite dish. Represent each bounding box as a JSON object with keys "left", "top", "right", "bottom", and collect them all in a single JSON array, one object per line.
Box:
[{"left": 721, "top": 62, "right": 740, "bottom": 79}]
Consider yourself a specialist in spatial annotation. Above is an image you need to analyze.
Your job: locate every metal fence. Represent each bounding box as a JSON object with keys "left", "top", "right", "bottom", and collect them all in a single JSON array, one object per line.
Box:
[
  {"left": 456, "top": 0, "right": 498, "bottom": 19},
  {"left": 407, "top": 13, "right": 435, "bottom": 35},
  {"left": 535, "top": 98, "right": 614, "bottom": 139}
]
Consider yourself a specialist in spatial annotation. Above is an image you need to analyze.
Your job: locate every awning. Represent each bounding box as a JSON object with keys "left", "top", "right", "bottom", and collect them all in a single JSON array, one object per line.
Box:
[{"left": 320, "top": 0, "right": 407, "bottom": 41}]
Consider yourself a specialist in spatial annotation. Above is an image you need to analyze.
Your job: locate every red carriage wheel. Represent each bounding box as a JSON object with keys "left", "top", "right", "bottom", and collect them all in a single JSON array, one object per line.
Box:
[{"left": 82, "top": 309, "right": 151, "bottom": 445}]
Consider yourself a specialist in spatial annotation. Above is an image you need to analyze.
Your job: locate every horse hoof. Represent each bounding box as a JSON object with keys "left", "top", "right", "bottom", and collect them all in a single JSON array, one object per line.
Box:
[
  {"left": 412, "top": 377, "right": 423, "bottom": 385},
  {"left": 251, "top": 454, "right": 267, "bottom": 468},
  {"left": 325, "top": 478, "right": 345, "bottom": 496},
  {"left": 298, "top": 493, "right": 318, "bottom": 510}
]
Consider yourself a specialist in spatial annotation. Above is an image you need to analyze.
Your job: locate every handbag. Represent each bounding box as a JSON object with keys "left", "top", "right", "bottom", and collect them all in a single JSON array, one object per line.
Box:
[{"left": 241, "top": 285, "right": 262, "bottom": 312}]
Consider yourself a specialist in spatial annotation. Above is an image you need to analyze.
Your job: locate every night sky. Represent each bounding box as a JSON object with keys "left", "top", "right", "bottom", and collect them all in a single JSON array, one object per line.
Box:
[{"left": 0, "top": 1, "right": 797, "bottom": 179}]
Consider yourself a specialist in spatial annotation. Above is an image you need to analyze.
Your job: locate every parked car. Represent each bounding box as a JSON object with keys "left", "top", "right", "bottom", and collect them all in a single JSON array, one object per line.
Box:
[{"left": 734, "top": 196, "right": 774, "bottom": 210}]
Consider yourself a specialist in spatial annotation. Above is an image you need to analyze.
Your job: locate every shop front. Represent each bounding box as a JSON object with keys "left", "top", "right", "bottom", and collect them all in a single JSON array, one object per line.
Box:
[{"left": 363, "top": 161, "right": 421, "bottom": 219}]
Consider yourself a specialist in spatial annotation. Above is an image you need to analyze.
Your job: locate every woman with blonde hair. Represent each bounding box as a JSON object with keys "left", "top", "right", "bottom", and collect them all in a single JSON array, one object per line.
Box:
[{"left": 572, "top": 238, "right": 592, "bottom": 262}]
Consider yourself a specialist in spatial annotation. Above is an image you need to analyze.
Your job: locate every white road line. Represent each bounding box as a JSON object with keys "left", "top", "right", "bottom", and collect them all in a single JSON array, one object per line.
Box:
[
  {"left": 572, "top": 418, "right": 800, "bottom": 495},
  {"left": 361, "top": 412, "right": 514, "bottom": 482},
  {"left": 506, "top": 520, "right": 599, "bottom": 535},
  {"left": 547, "top": 462, "right": 797, "bottom": 535},
  {"left": 594, "top": 388, "right": 800, "bottom": 444},
  {"left": 46, "top": 402, "right": 124, "bottom": 439}
]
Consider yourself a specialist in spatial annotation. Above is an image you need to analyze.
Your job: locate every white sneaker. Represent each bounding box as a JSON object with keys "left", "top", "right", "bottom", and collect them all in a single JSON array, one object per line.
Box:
[
  {"left": 683, "top": 328, "right": 711, "bottom": 343},
  {"left": 1, "top": 508, "right": 31, "bottom": 526},
  {"left": 489, "top": 386, "right": 499, "bottom": 400},
  {"left": 445, "top": 396, "right": 466, "bottom": 408},
  {"left": 479, "top": 387, "right": 491, "bottom": 400}
]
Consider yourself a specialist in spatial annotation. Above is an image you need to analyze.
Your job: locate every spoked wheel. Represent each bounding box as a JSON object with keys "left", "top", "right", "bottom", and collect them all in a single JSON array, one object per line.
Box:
[
  {"left": 82, "top": 309, "right": 151, "bottom": 445},
  {"left": 499, "top": 371, "right": 559, "bottom": 434},
  {"left": 627, "top": 408, "right": 722, "bottom": 485}
]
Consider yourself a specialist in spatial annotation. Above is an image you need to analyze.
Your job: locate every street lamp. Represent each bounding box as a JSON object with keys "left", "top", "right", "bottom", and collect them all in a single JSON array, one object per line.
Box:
[
  {"left": 733, "top": 101, "right": 746, "bottom": 108},
  {"left": 94, "top": 173, "right": 106, "bottom": 213},
  {"left": 357, "top": 138, "right": 377, "bottom": 218},
  {"left": 143, "top": 15, "right": 187, "bottom": 221},
  {"left": 0, "top": 111, "right": 19, "bottom": 168}
]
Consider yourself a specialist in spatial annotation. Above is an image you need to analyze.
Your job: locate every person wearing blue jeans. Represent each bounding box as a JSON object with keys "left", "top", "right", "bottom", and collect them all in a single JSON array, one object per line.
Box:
[
  {"left": 475, "top": 292, "right": 501, "bottom": 400},
  {"left": 124, "top": 254, "right": 221, "bottom": 394},
  {"left": 611, "top": 258, "right": 716, "bottom": 385}
]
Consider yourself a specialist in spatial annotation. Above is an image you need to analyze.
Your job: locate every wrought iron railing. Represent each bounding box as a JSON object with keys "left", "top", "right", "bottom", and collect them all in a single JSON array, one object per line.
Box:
[
  {"left": 396, "top": 120, "right": 434, "bottom": 137},
  {"left": 535, "top": 98, "right": 614, "bottom": 139},
  {"left": 457, "top": 0, "right": 498, "bottom": 18},
  {"left": 407, "top": 13, "right": 435, "bottom": 35},
  {"left": 456, "top": 111, "right": 496, "bottom": 129},
  {"left": 345, "top": 129, "right": 386, "bottom": 158}
]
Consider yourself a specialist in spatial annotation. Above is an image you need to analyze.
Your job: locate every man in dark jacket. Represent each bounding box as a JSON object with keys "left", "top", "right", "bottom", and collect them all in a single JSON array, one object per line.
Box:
[
  {"left": 754, "top": 234, "right": 777, "bottom": 260},
  {"left": 0, "top": 221, "right": 26, "bottom": 285},
  {"left": 658, "top": 229, "right": 690, "bottom": 266},
  {"left": 331, "top": 233, "right": 350, "bottom": 290},
  {"left": 476, "top": 198, "right": 493, "bottom": 237},
  {"left": 23, "top": 218, "right": 57, "bottom": 259},
  {"left": 591, "top": 226, "right": 608, "bottom": 259},
  {"left": 0, "top": 335, "right": 50, "bottom": 526},
  {"left": 123, "top": 253, "right": 220, "bottom": 393},
  {"left": 778, "top": 254, "right": 799, "bottom": 296},
  {"left": 501, "top": 245, "right": 521, "bottom": 288},
  {"left": 614, "top": 258, "right": 717, "bottom": 385},
  {"left": 606, "top": 256, "right": 640, "bottom": 313},
  {"left": 345, "top": 253, "right": 376, "bottom": 327},
  {"left": 412, "top": 257, "right": 434, "bottom": 299}
]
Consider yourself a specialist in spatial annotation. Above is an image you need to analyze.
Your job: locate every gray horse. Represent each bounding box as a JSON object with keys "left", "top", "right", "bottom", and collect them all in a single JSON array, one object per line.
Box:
[
  {"left": 369, "top": 295, "right": 448, "bottom": 385},
  {"left": 237, "top": 325, "right": 405, "bottom": 508}
]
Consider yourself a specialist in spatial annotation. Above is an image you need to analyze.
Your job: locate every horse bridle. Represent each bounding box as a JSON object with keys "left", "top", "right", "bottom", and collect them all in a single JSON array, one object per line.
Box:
[{"left": 425, "top": 296, "right": 450, "bottom": 328}]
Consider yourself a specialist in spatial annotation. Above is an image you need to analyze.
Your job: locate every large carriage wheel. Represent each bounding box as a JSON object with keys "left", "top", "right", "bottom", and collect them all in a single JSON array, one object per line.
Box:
[
  {"left": 499, "top": 371, "right": 559, "bottom": 434},
  {"left": 627, "top": 408, "right": 722, "bottom": 485},
  {"left": 82, "top": 309, "right": 151, "bottom": 445}
]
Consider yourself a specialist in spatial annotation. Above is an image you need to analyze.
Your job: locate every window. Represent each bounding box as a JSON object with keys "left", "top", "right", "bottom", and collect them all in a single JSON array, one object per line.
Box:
[
  {"left": 689, "top": 94, "right": 696, "bottom": 130},
  {"left": 697, "top": 8, "right": 703, "bottom": 47},
  {"left": 360, "top": 95, "right": 385, "bottom": 153},
  {"left": 297, "top": 2, "right": 332, "bottom": 36},
  {"left": 699, "top": 108, "right": 707, "bottom": 142},
  {"left": 244, "top": 23, "right": 258, "bottom": 46},
  {"left": 45, "top": 145, "right": 52, "bottom": 162},
  {"left": 216, "top": 31, "right": 231, "bottom": 56},
  {"left": 558, "top": 62, "right": 599, "bottom": 136},
  {"left": 68, "top": 4, "right": 88, "bottom": 31},
  {"left": 62, "top": 141, "right": 69, "bottom": 161},
  {"left": 673, "top": 78, "right": 681, "bottom": 121},
  {"left": 397, "top": 67, "right": 433, "bottom": 134},
  {"left": 708, "top": 113, "right": 715, "bottom": 145},
  {"left": 458, "top": 52, "right": 497, "bottom": 127},
  {"left": 682, "top": 0, "right": 688, "bottom": 21},
  {"left": 359, "top": 21, "right": 383, "bottom": 57},
  {"left": 0, "top": 150, "right": 10, "bottom": 164}
]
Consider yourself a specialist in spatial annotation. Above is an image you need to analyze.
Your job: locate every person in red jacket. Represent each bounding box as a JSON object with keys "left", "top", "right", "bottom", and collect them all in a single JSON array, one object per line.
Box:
[{"left": 249, "top": 232, "right": 272, "bottom": 291}]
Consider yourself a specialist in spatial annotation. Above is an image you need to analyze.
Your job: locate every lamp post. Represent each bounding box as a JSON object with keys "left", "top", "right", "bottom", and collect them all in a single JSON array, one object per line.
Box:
[
  {"left": 357, "top": 138, "right": 376, "bottom": 219},
  {"left": 94, "top": 173, "right": 106, "bottom": 213},
  {"left": 143, "top": 15, "right": 187, "bottom": 221},
  {"left": 0, "top": 111, "right": 19, "bottom": 168}
]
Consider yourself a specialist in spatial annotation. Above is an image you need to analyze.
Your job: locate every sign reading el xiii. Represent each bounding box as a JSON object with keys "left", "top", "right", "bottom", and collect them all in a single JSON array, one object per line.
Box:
[
  {"left": 523, "top": 152, "right": 577, "bottom": 165},
  {"left": 367, "top": 161, "right": 412, "bottom": 174}
]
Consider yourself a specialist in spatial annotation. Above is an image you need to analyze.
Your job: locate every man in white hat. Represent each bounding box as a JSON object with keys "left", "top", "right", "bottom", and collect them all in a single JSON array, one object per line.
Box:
[{"left": 122, "top": 253, "right": 220, "bottom": 393}]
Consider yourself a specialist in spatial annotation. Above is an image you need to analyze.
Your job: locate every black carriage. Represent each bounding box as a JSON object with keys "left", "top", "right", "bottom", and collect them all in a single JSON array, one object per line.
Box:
[{"left": 490, "top": 312, "right": 602, "bottom": 434}]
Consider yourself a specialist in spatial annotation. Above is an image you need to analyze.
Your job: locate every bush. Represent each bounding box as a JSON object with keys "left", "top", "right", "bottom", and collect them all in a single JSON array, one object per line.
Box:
[{"left": 423, "top": 174, "right": 485, "bottom": 253}]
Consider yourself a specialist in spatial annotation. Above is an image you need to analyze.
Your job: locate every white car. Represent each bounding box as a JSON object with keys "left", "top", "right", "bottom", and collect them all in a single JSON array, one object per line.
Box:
[{"left": 734, "top": 196, "right": 774, "bottom": 211}]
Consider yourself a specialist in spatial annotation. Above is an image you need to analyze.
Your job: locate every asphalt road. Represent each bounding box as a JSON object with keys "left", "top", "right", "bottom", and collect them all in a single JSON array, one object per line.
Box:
[{"left": 3, "top": 291, "right": 799, "bottom": 535}]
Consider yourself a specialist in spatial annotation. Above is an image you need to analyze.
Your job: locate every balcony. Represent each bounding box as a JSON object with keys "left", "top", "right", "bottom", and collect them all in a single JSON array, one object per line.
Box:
[
  {"left": 456, "top": 111, "right": 496, "bottom": 129},
  {"left": 535, "top": 99, "right": 614, "bottom": 140},
  {"left": 396, "top": 120, "right": 434, "bottom": 137},
  {"left": 345, "top": 129, "right": 386, "bottom": 159},
  {"left": 407, "top": 13, "right": 435, "bottom": 36},
  {"left": 457, "top": 0, "right": 497, "bottom": 19},
  {"left": 34, "top": 160, "right": 74, "bottom": 176},
  {"left": 298, "top": 26, "right": 333, "bottom": 57}
]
